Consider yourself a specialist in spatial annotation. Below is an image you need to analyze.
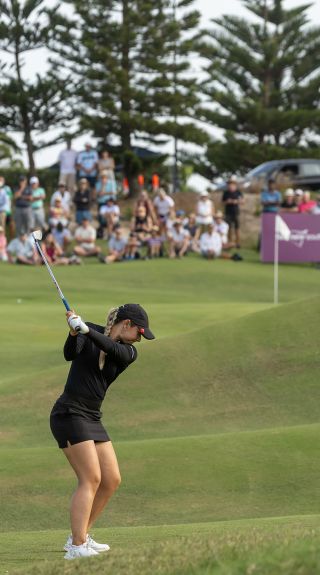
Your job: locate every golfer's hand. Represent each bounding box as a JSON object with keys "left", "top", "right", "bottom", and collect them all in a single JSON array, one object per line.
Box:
[{"left": 66, "top": 311, "right": 89, "bottom": 335}]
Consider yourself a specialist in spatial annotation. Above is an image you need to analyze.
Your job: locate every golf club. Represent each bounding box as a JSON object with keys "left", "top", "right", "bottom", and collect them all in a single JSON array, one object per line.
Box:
[{"left": 32, "top": 230, "right": 80, "bottom": 330}]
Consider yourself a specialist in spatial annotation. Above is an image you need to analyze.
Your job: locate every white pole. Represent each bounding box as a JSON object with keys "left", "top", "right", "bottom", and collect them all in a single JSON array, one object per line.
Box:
[{"left": 274, "top": 218, "right": 279, "bottom": 305}]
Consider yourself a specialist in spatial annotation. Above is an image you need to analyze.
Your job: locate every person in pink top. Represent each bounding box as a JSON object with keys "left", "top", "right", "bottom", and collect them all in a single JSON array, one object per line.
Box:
[
  {"left": 298, "top": 191, "right": 316, "bottom": 213},
  {"left": 0, "top": 225, "right": 8, "bottom": 261}
]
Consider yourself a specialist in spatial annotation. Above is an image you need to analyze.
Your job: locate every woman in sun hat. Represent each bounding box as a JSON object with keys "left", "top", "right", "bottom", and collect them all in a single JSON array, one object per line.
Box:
[{"left": 50, "top": 304, "right": 155, "bottom": 560}]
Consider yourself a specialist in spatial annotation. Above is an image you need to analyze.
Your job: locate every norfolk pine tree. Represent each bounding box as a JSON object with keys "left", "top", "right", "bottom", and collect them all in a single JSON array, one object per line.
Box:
[
  {"left": 48, "top": 0, "right": 207, "bottom": 192},
  {"left": 199, "top": 0, "right": 320, "bottom": 173},
  {"left": 0, "top": 0, "right": 75, "bottom": 171}
]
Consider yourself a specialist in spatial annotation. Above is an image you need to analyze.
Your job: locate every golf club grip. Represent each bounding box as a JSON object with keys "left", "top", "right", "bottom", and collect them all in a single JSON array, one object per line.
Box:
[{"left": 62, "top": 298, "right": 71, "bottom": 312}]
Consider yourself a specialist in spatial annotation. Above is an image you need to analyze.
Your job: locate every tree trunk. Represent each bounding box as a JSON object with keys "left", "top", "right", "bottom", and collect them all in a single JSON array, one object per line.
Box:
[
  {"left": 15, "top": 36, "right": 35, "bottom": 173},
  {"left": 121, "top": 0, "right": 133, "bottom": 194}
]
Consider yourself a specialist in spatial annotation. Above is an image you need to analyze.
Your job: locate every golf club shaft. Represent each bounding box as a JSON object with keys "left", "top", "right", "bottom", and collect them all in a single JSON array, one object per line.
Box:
[{"left": 34, "top": 239, "right": 71, "bottom": 311}]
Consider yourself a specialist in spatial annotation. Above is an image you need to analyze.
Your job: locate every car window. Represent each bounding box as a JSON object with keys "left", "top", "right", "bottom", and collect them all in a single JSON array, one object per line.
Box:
[
  {"left": 299, "top": 163, "right": 320, "bottom": 177},
  {"left": 277, "top": 164, "right": 299, "bottom": 176}
]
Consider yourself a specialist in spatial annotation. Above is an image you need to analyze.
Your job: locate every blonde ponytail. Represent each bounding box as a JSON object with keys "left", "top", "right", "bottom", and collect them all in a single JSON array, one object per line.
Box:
[{"left": 99, "top": 306, "right": 119, "bottom": 370}]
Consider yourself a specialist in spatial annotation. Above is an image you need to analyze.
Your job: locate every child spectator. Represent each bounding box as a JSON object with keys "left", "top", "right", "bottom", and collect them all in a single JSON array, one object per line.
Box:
[
  {"left": 168, "top": 220, "right": 190, "bottom": 259},
  {"left": 7, "top": 232, "right": 38, "bottom": 265},
  {"left": 298, "top": 191, "right": 316, "bottom": 213},
  {"left": 73, "top": 178, "right": 92, "bottom": 224},
  {"left": 196, "top": 190, "right": 214, "bottom": 225},
  {"left": 125, "top": 232, "right": 141, "bottom": 260},
  {"left": 200, "top": 223, "right": 222, "bottom": 259},
  {"left": 49, "top": 198, "right": 70, "bottom": 229},
  {"left": 30, "top": 176, "right": 46, "bottom": 230},
  {"left": 50, "top": 182, "right": 72, "bottom": 216},
  {"left": 100, "top": 227, "right": 127, "bottom": 263},
  {"left": 147, "top": 226, "right": 162, "bottom": 258},
  {"left": 131, "top": 205, "right": 152, "bottom": 244},
  {"left": 74, "top": 218, "right": 101, "bottom": 257},
  {"left": 98, "top": 198, "right": 120, "bottom": 238},
  {"left": 214, "top": 211, "right": 232, "bottom": 248},
  {"left": 184, "top": 213, "right": 199, "bottom": 252},
  {"left": 260, "top": 178, "right": 282, "bottom": 213},
  {"left": 52, "top": 222, "right": 72, "bottom": 252},
  {"left": 0, "top": 226, "right": 8, "bottom": 261},
  {"left": 281, "top": 189, "right": 298, "bottom": 212}
]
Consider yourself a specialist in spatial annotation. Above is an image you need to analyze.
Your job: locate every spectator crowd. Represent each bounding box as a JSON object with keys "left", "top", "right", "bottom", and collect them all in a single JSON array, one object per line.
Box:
[{"left": 0, "top": 143, "right": 247, "bottom": 266}]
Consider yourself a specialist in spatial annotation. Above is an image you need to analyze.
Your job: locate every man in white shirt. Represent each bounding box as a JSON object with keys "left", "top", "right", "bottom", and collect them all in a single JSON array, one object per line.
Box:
[
  {"left": 168, "top": 220, "right": 190, "bottom": 258},
  {"left": 76, "top": 143, "right": 99, "bottom": 189},
  {"left": 196, "top": 190, "right": 214, "bottom": 225},
  {"left": 58, "top": 141, "right": 77, "bottom": 193},
  {"left": 200, "top": 223, "right": 222, "bottom": 259},
  {"left": 73, "top": 218, "right": 101, "bottom": 257},
  {"left": 7, "top": 233, "right": 38, "bottom": 265}
]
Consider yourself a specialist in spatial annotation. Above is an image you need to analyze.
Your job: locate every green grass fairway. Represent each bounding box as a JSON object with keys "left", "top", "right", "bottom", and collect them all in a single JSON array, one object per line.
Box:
[{"left": 1, "top": 252, "right": 320, "bottom": 574}]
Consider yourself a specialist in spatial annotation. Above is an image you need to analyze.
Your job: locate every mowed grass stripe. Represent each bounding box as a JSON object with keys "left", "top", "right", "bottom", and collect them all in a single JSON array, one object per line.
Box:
[{"left": 1, "top": 423, "right": 320, "bottom": 532}]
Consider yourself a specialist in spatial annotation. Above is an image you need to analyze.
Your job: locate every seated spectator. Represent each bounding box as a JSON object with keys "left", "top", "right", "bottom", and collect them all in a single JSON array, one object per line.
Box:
[
  {"left": 281, "top": 189, "right": 298, "bottom": 212},
  {"left": 131, "top": 205, "right": 152, "bottom": 244},
  {"left": 50, "top": 182, "right": 72, "bottom": 216},
  {"left": 135, "top": 190, "right": 157, "bottom": 223},
  {"left": 167, "top": 220, "right": 190, "bottom": 259},
  {"left": 98, "top": 150, "right": 115, "bottom": 181},
  {"left": 153, "top": 188, "right": 175, "bottom": 233},
  {"left": 74, "top": 178, "right": 92, "bottom": 224},
  {"left": 260, "top": 178, "right": 282, "bottom": 213},
  {"left": 0, "top": 225, "right": 8, "bottom": 261},
  {"left": 214, "top": 211, "right": 233, "bottom": 249},
  {"left": 100, "top": 227, "right": 127, "bottom": 264},
  {"left": 196, "top": 190, "right": 214, "bottom": 226},
  {"left": 98, "top": 198, "right": 120, "bottom": 238},
  {"left": 311, "top": 195, "right": 320, "bottom": 215},
  {"left": 298, "top": 191, "right": 316, "bottom": 213},
  {"left": 7, "top": 232, "right": 38, "bottom": 265},
  {"left": 125, "top": 232, "right": 141, "bottom": 260},
  {"left": 200, "top": 223, "right": 222, "bottom": 259},
  {"left": 30, "top": 176, "right": 46, "bottom": 230},
  {"left": 95, "top": 170, "right": 117, "bottom": 207},
  {"left": 74, "top": 217, "right": 101, "bottom": 257},
  {"left": 147, "top": 226, "right": 163, "bottom": 258},
  {"left": 184, "top": 213, "right": 199, "bottom": 252},
  {"left": 41, "top": 232, "right": 80, "bottom": 265},
  {"left": 52, "top": 222, "right": 72, "bottom": 252},
  {"left": 49, "top": 198, "right": 70, "bottom": 229}
]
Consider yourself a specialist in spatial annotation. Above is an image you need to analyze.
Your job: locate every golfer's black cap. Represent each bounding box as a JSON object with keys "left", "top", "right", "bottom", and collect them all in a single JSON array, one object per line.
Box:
[{"left": 117, "top": 303, "right": 155, "bottom": 340}]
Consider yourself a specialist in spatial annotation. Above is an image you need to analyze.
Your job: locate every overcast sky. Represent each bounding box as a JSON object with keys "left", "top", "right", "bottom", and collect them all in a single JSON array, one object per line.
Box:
[{"left": 9, "top": 0, "right": 320, "bottom": 168}]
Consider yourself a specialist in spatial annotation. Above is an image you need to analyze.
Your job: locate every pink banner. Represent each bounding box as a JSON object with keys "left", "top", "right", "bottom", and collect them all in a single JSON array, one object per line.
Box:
[{"left": 261, "top": 213, "right": 320, "bottom": 262}]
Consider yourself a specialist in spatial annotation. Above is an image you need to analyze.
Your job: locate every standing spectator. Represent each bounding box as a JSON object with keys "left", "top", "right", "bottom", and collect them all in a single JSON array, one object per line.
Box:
[
  {"left": 50, "top": 182, "right": 72, "bottom": 216},
  {"left": 131, "top": 205, "right": 152, "bottom": 244},
  {"left": 199, "top": 223, "right": 222, "bottom": 259},
  {"left": 153, "top": 188, "right": 175, "bottom": 233},
  {"left": 280, "top": 189, "right": 298, "bottom": 213},
  {"left": 30, "top": 176, "right": 46, "bottom": 230},
  {"left": 167, "top": 220, "right": 190, "bottom": 259},
  {"left": 98, "top": 198, "right": 120, "bottom": 238},
  {"left": 7, "top": 232, "right": 38, "bottom": 265},
  {"left": 76, "top": 143, "right": 99, "bottom": 189},
  {"left": 147, "top": 226, "right": 163, "bottom": 258},
  {"left": 222, "top": 175, "right": 244, "bottom": 248},
  {"left": 298, "top": 191, "right": 316, "bottom": 213},
  {"left": 195, "top": 190, "right": 214, "bottom": 226},
  {"left": 58, "top": 140, "right": 77, "bottom": 193},
  {"left": 0, "top": 226, "right": 8, "bottom": 261},
  {"left": 100, "top": 228, "right": 127, "bottom": 263},
  {"left": 260, "top": 178, "right": 282, "bottom": 213},
  {"left": 14, "top": 176, "right": 33, "bottom": 235},
  {"left": 74, "top": 217, "right": 101, "bottom": 257},
  {"left": 98, "top": 150, "right": 115, "bottom": 180},
  {"left": 73, "top": 178, "right": 92, "bottom": 224},
  {"left": 0, "top": 176, "right": 14, "bottom": 238},
  {"left": 0, "top": 180, "right": 9, "bottom": 228}
]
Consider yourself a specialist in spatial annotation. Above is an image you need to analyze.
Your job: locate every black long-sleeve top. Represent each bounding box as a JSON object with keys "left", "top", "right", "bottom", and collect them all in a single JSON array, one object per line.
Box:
[{"left": 63, "top": 322, "right": 137, "bottom": 402}]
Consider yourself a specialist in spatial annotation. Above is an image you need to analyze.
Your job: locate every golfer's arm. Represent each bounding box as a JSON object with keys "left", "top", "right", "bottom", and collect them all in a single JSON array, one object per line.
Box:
[
  {"left": 63, "top": 333, "right": 86, "bottom": 360},
  {"left": 86, "top": 327, "right": 137, "bottom": 364}
]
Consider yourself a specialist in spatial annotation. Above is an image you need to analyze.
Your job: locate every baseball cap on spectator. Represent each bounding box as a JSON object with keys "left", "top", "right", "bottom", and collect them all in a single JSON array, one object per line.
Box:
[
  {"left": 200, "top": 190, "right": 209, "bottom": 197},
  {"left": 176, "top": 209, "right": 185, "bottom": 217},
  {"left": 228, "top": 175, "right": 237, "bottom": 183},
  {"left": 117, "top": 303, "right": 155, "bottom": 340},
  {"left": 29, "top": 176, "right": 39, "bottom": 185},
  {"left": 285, "top": 188, "right": 294, "bottom": 197},
  {"left": 295, "top": 189, "right": 303, "bottom": 196}
]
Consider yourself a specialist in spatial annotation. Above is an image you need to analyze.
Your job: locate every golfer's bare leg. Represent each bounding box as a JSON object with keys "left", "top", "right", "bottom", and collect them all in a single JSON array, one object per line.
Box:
[
  {"left": 87, "top": 442, "right": 121, "bottom": 531},
  {"left": 63, "top": 440, "right": 101, "bottom": 545}
]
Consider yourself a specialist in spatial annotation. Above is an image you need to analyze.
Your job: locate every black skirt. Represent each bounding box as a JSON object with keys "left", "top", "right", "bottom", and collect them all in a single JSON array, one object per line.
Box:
[{"left": 50, "top": 391, "right": 110, "bottom": 449}]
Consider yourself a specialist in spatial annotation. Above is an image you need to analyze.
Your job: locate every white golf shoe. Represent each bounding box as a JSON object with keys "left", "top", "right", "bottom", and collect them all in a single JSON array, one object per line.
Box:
[
  {"left": 64, "top": 542, "right": 98, "bottom": 560},
  {"left": 64, "top": 534, "right": 110, "bottom": 554}
]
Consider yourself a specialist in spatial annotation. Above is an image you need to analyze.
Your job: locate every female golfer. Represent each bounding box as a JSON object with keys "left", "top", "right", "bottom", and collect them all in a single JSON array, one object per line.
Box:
[{"left": 50, "top": 303, "right": 155, "bottom": 560}]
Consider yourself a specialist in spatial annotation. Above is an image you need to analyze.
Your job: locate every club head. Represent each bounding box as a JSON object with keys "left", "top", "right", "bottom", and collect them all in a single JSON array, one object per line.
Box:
[{"left": 32, "top": 230, "right": 42, "bottom": 241}]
